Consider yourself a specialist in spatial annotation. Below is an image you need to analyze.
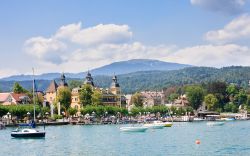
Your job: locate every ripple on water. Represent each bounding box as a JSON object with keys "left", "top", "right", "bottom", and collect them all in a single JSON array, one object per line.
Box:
[{"left": 1, "top": 122, "right": 250, "bottom": 155}]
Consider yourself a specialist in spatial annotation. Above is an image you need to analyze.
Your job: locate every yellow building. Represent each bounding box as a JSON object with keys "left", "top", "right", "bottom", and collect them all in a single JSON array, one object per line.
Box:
[
  {"left": 45, "top": 73, "right": 68, "bottom": 106},
  {"left": 70, "top": 71, "right": 124, "bottom": 111}
]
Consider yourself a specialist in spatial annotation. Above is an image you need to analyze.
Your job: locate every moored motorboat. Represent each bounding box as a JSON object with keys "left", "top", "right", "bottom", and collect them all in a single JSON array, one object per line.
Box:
[
  {"left": 206, "top": 121, "right": 225, "bottom": 126},
  {"left": 220, "top": 117, "right": 235, "bottom": 121},
  {"left": 120, "top": 126, "right": 148, "bottom": 132},
  {"left": 164, "top": 122, "right": 173, "bottom": 127},
  {"left": 143, "top": 121, "right": 165, "bottom": 129}
]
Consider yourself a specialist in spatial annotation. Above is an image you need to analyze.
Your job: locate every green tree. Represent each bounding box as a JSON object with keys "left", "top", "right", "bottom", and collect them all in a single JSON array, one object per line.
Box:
[
  {"left": 226, "top": 84, "right": 239, "bottom": 96},
  {"left": 131, "top": 92, "right": 143, "bottom": 107},
  {"left": 168, "top": 93, "right": 179, "bottom": 102},
  {"left": 204, "top": 94, "right": 218, "bottom": 111},
  {"left": 185, "top": 85, "right": 204, "bottom": 110},
  {"left": 56, "top": 87, "right": 72, "bottom": 111},
  {"left": 68, "top": 80, "right": 82, "bottom": 90},
  {"left": 92, "top": 89, "right": 103, "bottom": 106},
  {"left": 68, "top": 107, "right": 78, "bottom": 116},
  {"left": 79, "top": 84, "right": 93, "bottom": 106},
  {"left": 246, "top": 95, "right": 250, "bottom": 107},
  {"left": 234, "top": 89, "right": 247, "bottom": 106},
  {"left": 206, "top": 81, "right": 228, "bottom": 110},
  {"left": 13, "top": 82, "right": 28, "bottom": 94},
  {"left": 224, "top": 102, "right": 238, "bottom": 113}
]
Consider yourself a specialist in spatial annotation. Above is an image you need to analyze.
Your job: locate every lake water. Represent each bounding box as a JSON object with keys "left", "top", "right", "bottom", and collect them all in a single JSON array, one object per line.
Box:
[{"left": 1, "top": 121, "right": 250, "bottom": 156}]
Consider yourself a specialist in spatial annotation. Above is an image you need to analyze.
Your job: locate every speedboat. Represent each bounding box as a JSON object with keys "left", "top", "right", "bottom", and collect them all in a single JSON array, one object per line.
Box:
[
  {"left": 220, "top": 117, "right": 235, "bottom": 121},
  {"left": 143, "top": 121, "right": 165, "bottom": 129},
  {"left": 11, "top": 128, "right": 45, "bottom": 138},
  {"left": 164, "top": 122, "right": 173, "bottom": 127},
  {"left": 120, "top": 126, "right": 148, "bottom": 132},
  {"left": 206, "top": 121, "right": 225, "bottom": 126}
]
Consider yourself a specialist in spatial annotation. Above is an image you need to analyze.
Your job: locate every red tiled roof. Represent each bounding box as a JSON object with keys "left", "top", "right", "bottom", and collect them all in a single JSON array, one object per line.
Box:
[
  {"left": 46, "top": 80, "right": 58, "bottom": 93},
  {"left": 10, "top": 93, "right": 28, "bottom": 102},
  {"left": 0, "top": 93, "right": 10, "bottom": 102}
]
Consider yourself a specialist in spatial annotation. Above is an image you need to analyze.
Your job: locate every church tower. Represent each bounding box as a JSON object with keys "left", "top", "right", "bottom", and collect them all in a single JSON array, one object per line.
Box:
[
  {"left": 59, "top": 73, "right": 68, "bottom": 87},
  {"left": 110, "top": 75, "right": 121, "bottom": 107},
  {"left": 84, "top": 71, "right": 94, "bottom": 86}
]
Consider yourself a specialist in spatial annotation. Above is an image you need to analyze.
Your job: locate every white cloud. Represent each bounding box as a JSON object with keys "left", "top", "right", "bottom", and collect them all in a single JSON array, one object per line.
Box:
[
  {"left": 166, "top": 44, "right": 250, "bottom": 67},
  {"left": 21, "top": 22, "right": 250, "bottom": 77},
  {"left": 191, "top": 0, "right": 246, "bottom": 15},
  {"left": 24, "top": 37, "right": 67, "bottom": 64},
  {"left": 205, "top": 14, "right": 250, "bottom": 43},
  {"left": 55, "top": 22, "right": 132, "bottom": 46},
  {"left": 24, "top": 22, "right": 133, "bottom": 65}
]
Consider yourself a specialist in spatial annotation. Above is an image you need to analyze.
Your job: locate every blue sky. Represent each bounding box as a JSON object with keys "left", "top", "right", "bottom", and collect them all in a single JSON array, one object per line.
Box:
[{"left": 1, "top": 0, "right": 250, "bottom": 77}]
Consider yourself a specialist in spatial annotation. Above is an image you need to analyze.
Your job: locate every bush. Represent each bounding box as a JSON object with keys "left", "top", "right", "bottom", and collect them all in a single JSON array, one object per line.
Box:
[{"left": 52, "top": 114, "right": 63, "bottom": 120}]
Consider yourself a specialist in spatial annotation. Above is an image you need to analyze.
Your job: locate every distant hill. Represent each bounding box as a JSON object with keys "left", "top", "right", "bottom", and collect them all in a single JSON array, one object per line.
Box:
[
  {"left": 91, "top": 59, "right": 192, "bottom": 75},
  {"left": 1, "top": 66, "right": 250, "bottom": 94},
  {"left": 0, "top": 59, "right": 192, "bottom": 81}
]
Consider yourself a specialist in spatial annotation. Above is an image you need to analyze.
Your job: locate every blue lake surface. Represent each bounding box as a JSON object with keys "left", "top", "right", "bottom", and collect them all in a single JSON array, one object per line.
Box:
[{"left": 1, "top": 121, "right": 250, "bottom": 156}]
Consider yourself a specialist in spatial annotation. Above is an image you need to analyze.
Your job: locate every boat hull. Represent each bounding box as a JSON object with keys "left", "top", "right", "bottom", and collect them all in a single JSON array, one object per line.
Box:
[
  {"left": 143, "top": 124, "right": 164, "bottom": 129},
  {"left": 11, "top": 132, "right": 45, "bottom": 138},
  {"left": 120, "top": 127, "right": 148, "bottom": 132},
  {"left": 164, "top": 123, "right": 173, "bottom": 127},
  {"left": 206, "top": 122, "right": 225, "bottom": 126}
]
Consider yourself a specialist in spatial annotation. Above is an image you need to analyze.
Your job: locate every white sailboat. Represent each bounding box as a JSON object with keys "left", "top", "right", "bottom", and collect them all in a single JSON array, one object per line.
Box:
[{"left": 11, "top": 68, "right": 46, "bottom": 138}]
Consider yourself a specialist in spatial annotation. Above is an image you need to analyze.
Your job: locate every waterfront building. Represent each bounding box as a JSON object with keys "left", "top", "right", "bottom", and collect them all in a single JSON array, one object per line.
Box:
[
  {"left": 165, "top": 94, "right": 190, "bottom": 108},
  {"left": 173, "top": 94, "right": 189, "bottom": 107},
  {"left": 70, "top": 72, "right": 125, "bottom": 111},
  {"left": 0, "top": 93, "right": 30, "bottom": 105},
  {"left": 44, "top": 73, "right": 68, "bottom": 106},
  {"left": 140, "top": 91, "right": 165, "bottom": 108}
]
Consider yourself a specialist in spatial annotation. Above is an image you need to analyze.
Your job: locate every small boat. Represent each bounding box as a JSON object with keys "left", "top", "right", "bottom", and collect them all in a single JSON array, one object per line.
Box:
[
  {"left": 206, "top": 121, "right": 225, "bottom": 126},
  {"left": 120, "top": 126, "right": 148, "bottom": 132},
  {"left": 193, "top": 117, "right": 206, "bottom": 121},
  {"left": 10, "top": 69, "right": 46, "bottom": 138},
  {"left": 164, "top": 122, "right": 173, "bottom": 127},
  {"left": 220, "top": 117, "right": 235, "bottom": 121},
  {"left": 11, "top": 128, "right": 45, "bottom": 138},
  {"left": 143, "top": 121, "right": 165, "bottom": 129}
]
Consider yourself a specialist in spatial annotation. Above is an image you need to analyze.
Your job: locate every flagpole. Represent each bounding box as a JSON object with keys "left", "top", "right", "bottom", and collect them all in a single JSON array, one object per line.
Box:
[{"left": 32, "top": 68, "right": 35, "bottom": 121}]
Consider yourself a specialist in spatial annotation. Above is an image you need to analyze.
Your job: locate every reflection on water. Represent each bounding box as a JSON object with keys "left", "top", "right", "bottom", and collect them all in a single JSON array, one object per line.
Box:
[{"left": 1, "top": 121, "right": 250, "bottom": 156}]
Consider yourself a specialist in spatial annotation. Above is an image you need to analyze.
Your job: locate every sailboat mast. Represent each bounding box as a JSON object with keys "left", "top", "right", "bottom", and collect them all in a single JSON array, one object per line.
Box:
[{"left": 32, "top": 68, "right": 35, "bottom": 121}]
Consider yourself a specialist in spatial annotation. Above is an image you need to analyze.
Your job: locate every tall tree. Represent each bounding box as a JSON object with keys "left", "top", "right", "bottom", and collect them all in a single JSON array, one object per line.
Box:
[
  {"left": 206, "top": 81, "right": 228, "bottom": 109},
  {"left": 204, "top": 94, "right": 218, "bottom": 111},
  {"left": 234, "top": 89, "right": 247, "bottom": 106},
  {"left": 79, "top": 84, "right": 93, "bottom": 106},
  {"left": 68, "top": 80, "right": 82, "bottom": 90},
  {"left": 13, "top": 82, "right": 28, "bottom": 94},
  {"left": 131, "top": 92, "right": 143, "bottom": 107},
  {"left": 168, "top": 93, "right": 179, "bottom": 102},
  {"left": 56, "top": 87, "right": 72, "bottom": 110},
  {"left": 92, "top": 89, "right": 103, "bottom": 106},
  {"left": 186, "top": 85, "right": 204, "bottom": 110}
]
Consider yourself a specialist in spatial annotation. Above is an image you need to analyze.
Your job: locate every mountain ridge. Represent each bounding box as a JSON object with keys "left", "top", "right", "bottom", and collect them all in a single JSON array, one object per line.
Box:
[{"left": 0, "top": 59, "right": 192, "bottom": 81}]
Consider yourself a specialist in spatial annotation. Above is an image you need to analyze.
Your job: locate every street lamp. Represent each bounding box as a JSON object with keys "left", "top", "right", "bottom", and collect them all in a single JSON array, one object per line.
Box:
[
  {"left": 27, "top": 112, "right": 31, "bottom": 123},
  {"left": 7, "top": 112, "right": 11, "bottom": 125},
  {"left": 45, "top": 112, "right": 49, "bottom": 123},
  {"left": 62, "top": 111, "right": 65, "bottom": 121}
]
